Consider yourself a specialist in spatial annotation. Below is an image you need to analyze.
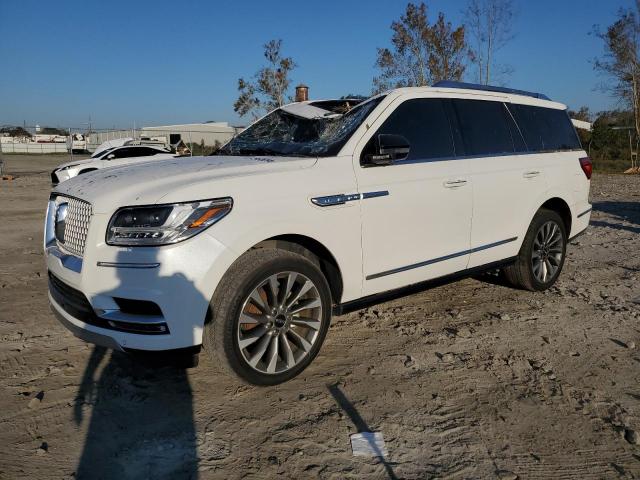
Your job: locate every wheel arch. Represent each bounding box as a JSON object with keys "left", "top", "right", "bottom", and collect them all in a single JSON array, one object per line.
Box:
[
  {"left": 250, "top": 234, "right": 344, "bottom": 305},
  {"left": 538, "top": 197, "right": 572, "bottom": 235}
]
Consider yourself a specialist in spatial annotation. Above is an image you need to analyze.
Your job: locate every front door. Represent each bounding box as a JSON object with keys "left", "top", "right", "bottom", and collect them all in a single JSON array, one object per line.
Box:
[{"left": 353, "top": 97, "right": 473, "bottom": 296}]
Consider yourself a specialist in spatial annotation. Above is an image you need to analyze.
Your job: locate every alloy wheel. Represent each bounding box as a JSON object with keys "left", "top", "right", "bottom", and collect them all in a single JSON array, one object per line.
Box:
[
  {"left": 236, "top": 271, "right": 323, "bottom": 374},
  {"left": 531, "top": 220, "right": 564, "bottom": 283}
]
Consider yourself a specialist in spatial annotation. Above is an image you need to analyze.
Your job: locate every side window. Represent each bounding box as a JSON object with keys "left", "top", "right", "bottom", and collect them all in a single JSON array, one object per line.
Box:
[
  {"left": 539, "top": 108, "right": 582, "bottom": 150},
  {"left": 110, "top": 148, "right": 131, "bottom": 159},
  {"left": 451, "top": 99, "right": 515, "bottom": 156},
  {"left": 137, "top": 147, "right": 156, "bottom": 156},
  {"left": 128, "top": 147, "right": 149, "bottom": 158},
  {"left": 508, "top": 104, "right": 543, "bottom": 151},
  {"left": 504, "top": 105, "right": 527, "bottom": 153},
  {"left": 363, "top": 98, "right": 455, "bottom": 162},
  {"left": 509, "top": 104, "right": 581, "bottom": 151}
]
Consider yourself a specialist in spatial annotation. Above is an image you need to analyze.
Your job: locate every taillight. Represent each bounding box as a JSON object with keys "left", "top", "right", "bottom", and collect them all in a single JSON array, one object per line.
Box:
[{"left": 579, "top": 157, "right": 592, "bottom": 180}]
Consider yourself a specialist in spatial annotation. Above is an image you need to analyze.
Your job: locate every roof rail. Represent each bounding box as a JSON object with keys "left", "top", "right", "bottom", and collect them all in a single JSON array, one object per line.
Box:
[{"left": 432, "top": 80, "right": 551, "bottom": 101}]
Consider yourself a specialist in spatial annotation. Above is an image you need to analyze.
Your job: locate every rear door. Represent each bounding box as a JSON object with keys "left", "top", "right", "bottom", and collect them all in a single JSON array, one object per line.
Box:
[
  {"left": 449, "top": 98, "right": 546, "bottom": 268},
  {"left": 353, "top": 97, "right": 473, "bottom": 296},
  {"left": 510, "top": 104, "right": 587, "bottom": 209}
]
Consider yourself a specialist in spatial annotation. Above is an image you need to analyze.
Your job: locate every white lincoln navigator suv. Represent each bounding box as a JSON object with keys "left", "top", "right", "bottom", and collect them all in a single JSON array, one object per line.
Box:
[{"left": 45, "top": 82, "right": 592, "bottom": 385}]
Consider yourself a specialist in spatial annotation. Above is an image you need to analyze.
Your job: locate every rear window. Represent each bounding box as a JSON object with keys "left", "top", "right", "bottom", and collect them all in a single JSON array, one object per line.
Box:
[
  {"left": 450, "top": 99, "right": 516, "bottom": 156},
  {"left": 508, "top": 104, "right": 581, "bottom": 151}
]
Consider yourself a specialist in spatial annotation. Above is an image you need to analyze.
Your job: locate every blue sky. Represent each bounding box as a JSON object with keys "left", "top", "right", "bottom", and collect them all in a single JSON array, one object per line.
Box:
[{"left": 0, "top": 0, "right": 633, "bottom": 129}]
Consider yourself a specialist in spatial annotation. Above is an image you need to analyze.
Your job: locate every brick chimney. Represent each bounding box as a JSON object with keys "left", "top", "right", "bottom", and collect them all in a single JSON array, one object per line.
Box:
[{"left": 295, "top": 84, "right": 309, "bottom": 102}]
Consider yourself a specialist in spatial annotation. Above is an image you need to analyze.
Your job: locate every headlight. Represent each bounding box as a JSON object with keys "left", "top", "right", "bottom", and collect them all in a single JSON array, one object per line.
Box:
[{"left": 106, "top": 197, "right": 233, "bottom": 246}]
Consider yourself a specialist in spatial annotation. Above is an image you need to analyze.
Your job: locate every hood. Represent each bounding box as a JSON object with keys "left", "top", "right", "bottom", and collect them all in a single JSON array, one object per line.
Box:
[
  {"left": 53, "top": 155, "right": 317, "bottom": 213},
  {"left": 55, "top": 158, "right": 96, "bottom": 170}
]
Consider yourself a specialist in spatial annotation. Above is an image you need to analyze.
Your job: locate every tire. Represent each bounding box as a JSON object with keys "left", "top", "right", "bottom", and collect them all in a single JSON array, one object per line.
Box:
[
  {"left": 503, "top": 208, "right": 567, "bottom": 291},
  {"left": 203, "top": 247, "right": 332, "bottom": 385}
]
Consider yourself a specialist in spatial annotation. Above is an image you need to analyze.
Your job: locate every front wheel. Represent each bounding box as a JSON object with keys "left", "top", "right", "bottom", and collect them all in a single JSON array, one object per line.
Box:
[
  {"left": 204, "top": 248, "right": 332, "bottom": 385},
  {"left": 503, "top": 209, "right": 567, "bottom": 291}
]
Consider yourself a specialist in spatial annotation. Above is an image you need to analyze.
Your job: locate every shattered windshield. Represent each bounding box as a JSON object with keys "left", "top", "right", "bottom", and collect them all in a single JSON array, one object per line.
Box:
[{"left": 217, "top": 96, "right": 384, "bottom": 157}]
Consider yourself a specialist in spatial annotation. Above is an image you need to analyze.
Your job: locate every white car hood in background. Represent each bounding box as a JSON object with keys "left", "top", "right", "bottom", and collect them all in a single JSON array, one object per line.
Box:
[
  {"left": 55, "top": 158, "right": 96, "bottom": 170},
  {"left": 53, "top": 155, "right": 317, "bottom": 213}
]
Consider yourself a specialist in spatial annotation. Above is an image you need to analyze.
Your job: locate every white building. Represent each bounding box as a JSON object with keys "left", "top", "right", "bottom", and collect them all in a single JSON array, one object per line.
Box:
[{"left": 86, "top": 122, "right": 243, "bottom": 152}]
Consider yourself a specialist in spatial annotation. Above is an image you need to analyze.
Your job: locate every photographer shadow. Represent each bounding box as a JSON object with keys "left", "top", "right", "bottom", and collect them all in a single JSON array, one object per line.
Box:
[{"left": 73, "top": 249, "right": 206, "bottom": 479}]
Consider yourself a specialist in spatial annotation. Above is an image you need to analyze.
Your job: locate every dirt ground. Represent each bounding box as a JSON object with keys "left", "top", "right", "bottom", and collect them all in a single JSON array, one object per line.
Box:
[{"left": 1, "top": 154, "right": 639, "bottom": 480}]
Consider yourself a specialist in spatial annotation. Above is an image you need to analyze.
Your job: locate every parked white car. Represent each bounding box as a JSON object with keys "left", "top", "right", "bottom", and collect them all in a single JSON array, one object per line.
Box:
[
  {"left": 45, "top": 82, "right": 592, "bottom": 385},
  {"left": 51, "top": 145, "right": 178, "bottom": 185}
]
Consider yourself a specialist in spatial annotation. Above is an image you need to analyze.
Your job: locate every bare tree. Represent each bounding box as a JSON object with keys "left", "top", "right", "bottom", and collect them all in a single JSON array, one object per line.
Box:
[
  {"left": 464, "top": 0, "right": 515, "bottom": 85},
  {"left": 234, "top": 40, "right": 297, "bottom": 119},
  {"left": 593, "top": 5, "right": 640, "bottom": 142},
  {"left": 373, "top": 2, "right": 466, "bottom": 93}
]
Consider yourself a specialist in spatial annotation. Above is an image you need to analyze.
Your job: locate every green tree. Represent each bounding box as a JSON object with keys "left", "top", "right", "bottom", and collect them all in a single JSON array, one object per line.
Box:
[
  {"left": 373, "top": 2, "right": 466, "bottom": 93},
  {"left": 593, "top": 4, "right": 640, "bottom": 142},
  {"left": 0, "top": 126, "right": 31, "bottom": 137},
  {"left": 234, "top": 40, "right": 297, "bottom": 119},
  {"left": 568, "top": 106, "right": 593, "bottom": 150}
]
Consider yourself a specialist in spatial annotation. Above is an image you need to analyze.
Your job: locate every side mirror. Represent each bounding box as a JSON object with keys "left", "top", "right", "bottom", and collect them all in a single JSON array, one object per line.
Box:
[
  {"left": 106, "top": 154, "right": 116, "bottom": 160},
  {"left": 365, "top": 134, "right": 410, "bottom": 166}
]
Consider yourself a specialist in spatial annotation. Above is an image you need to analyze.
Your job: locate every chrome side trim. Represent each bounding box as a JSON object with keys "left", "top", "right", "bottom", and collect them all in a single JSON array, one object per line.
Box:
[
  {"left": 577, "top": 206, "right": 592, "bottom": 218},
  {"left": 97, "top": 262, "right": 160, "bottom": 269},
  {"left": 362, "top": 190, "right": 389, "bottom": 199},
  {"left": 47, "top": 246, "right": 83, "bottom": 273},
  {"left": 48, "top": 294, "right": 124, "bottom": 351},
  {"left": 97, "top": 309, "right": 165, "bottom": 325},
  {"left": 311, "top": 191, "right": 389, "bottom": 207},
  {"left": 44, "top": 199, "right": 56, "bottom": 250},
  {"left": 311, "top": 193, "right": 360, "bottom": 207},
  {"left": 366, "top": 237, "right": 518, "bottom": 280}
]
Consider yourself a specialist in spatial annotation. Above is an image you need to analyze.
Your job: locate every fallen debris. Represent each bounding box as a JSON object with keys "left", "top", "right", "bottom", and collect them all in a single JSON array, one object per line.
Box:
[{"left": 350, "top": 432, "right": 388, "bottom": 458}]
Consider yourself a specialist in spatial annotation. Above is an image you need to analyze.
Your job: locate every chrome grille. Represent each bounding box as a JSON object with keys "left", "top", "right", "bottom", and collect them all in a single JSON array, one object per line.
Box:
[{"left": 58, "top": 196, "right": 92, "bottom": 257}]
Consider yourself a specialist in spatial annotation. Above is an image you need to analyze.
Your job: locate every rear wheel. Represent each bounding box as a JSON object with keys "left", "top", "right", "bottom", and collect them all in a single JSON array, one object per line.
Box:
[
  {"left": 203, "top": 248, "right": 332, "bottom": 385},
  {"left": 503, "top": 209, "right": 567, "bottom": 291}
]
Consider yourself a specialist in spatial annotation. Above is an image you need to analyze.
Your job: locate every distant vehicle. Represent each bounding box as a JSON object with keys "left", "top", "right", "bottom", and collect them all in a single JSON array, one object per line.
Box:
[
  {"left": 34, "top": 134, "right": 66, "bottom": 143},
  {"left": 51, "top": 145, "right": 179, "bottom": 185},
  {"left": 67, "top": 133, "right": 87, "bottom": 153},
  {"left": 91, "top": 136, "right": 171, "bottom": 157},
  {"left": 45, "top": 82, "right": 591, "bottom": 385}
]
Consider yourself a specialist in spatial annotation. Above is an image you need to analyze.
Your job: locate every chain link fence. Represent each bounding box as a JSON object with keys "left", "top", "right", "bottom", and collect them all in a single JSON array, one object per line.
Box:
[{"left": 1, "top": 124, "right": 243, "bottom": 155}]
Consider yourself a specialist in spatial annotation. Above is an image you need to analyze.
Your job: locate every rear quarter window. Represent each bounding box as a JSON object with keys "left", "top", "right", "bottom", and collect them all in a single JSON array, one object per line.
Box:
[{"left": 508, "top": 104, "right": 581, "bottom": 152}]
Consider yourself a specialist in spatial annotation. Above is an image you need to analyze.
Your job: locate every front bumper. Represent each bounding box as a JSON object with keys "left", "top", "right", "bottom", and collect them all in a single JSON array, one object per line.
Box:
[
  {"left": 45, "top": 197, "right": 239, "bottom": 352},
  {"left": 49, "top": 292, "right": 124, "bottom": 351}
]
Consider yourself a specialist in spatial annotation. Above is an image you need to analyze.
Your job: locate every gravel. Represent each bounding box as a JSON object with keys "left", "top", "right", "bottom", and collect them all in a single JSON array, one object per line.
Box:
[{"left": 0, "top": 157, "right": 639, "bottom": 479}]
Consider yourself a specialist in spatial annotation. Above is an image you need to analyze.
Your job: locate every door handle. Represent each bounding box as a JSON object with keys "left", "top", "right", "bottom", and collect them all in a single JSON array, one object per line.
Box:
[
  {"left": 443, "top": 179, "right": 468, "bottom": 188},
  {"left": 523, "top": 171, "right": 541, "bottom": 178}
]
